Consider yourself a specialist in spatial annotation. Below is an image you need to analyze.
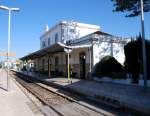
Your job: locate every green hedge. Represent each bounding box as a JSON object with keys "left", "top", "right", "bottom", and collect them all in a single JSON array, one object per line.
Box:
[{"left": 93, "top": 56, "right": 126, "bottom": 79}]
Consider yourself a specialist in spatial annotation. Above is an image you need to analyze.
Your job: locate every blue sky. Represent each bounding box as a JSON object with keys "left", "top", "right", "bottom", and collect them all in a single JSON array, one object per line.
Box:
[{"left": 0, "top": 0, "right": 150, "bottom": 59}]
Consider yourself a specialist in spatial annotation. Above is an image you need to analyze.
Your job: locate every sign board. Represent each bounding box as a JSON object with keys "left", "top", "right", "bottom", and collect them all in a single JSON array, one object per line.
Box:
[
  {"left": 64, "top": 48, "right": 72, "bottom": 54},
  {"left": 0, "top": 52, "right": 16, "bottom": 57}
]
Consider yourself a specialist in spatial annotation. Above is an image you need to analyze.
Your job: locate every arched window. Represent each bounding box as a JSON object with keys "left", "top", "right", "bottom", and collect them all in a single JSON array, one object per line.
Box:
[
  {"left": 55, "top": 56, "right": 59, "bottom": 72},
  {"left": 42, "top": 41, "right": 46, "bottom": 48},
  {"left": 55, "top": 33, "right": 58, "bottom": 43},
  {"left": 42, "top": 59, "right": 45, "bottom": 71},
  {"left": 48, "top": 38, "right": 51, "bottom": 46}
]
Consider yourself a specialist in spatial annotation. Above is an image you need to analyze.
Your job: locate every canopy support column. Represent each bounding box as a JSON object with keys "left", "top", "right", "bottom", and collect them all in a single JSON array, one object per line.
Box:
[
  {"left": 64, "top": 48, "right": 72, "bottom": 83},
  {"left": 67, "top": 53, "right": 70, "bottom": 82},
  {"left": 48, "top": 56, "right": 51, "bottom": 78}
]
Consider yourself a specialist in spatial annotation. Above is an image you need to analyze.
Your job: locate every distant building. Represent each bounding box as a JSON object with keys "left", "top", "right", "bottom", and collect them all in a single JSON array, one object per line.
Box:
[
  {"left": 1, "top": 59, "right": 19, "bottom": 70},
  {"left": 20, "top": 20, "right": 129, "bottom": 79}
]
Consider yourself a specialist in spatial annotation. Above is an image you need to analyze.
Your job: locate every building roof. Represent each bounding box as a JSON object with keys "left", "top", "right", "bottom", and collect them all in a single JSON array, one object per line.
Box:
[
  {"left": 20, "top": 42, "right": 91, "bottom": 60},
  {"left": 70, "top": 31, "right": 129, "bottom": 46},
  {"left": 93, "top": 31, "right": 112, "bottom": 36},
  {"left": 40, "top": 20, "right": 100, "bottom": 38}
]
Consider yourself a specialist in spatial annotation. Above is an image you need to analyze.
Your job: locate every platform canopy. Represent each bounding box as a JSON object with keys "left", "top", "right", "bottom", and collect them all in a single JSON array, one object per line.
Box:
[{"left": 20, "top": 42, "right": 91, "bottom": 61}]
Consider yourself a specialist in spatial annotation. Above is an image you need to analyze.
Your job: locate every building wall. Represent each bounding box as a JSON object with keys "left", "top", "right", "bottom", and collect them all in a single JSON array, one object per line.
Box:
[
  {"left": 112, "top": 43, "right": 125, "bottom": 64},
  {"left": 40, "top": 21, "right": 100, "bottom": 49},
  {"left": 75, "top": 24, "right": 99, "bottom": 38},
  {"left": 93, "top": 41, "right": 126, "bottom": 65},
  {"left": 32, "top": 48, "right": 91, "bottom": 78},
  {"left": 40, "top": 25, "right": 62, "bottom": 49}
]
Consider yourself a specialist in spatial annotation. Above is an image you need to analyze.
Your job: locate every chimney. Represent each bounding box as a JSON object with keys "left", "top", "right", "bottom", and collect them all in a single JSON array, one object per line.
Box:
[{"left": 45, "top": 25, "right": 49, "bottom": 32}]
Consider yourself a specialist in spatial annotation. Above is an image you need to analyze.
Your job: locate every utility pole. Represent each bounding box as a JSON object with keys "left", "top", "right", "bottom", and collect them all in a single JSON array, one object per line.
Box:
[{"left": 140, "top": 0, "right": 147, "bottom": 90}]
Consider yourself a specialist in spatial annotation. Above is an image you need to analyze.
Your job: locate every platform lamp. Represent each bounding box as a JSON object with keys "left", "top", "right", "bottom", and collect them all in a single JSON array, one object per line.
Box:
[{"left": 0, "top": 5, "right": 20, "bottom": 91}]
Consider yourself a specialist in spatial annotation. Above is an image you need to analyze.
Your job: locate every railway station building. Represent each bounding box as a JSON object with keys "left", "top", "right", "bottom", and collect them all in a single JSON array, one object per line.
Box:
[{"left": 20, "top": 20, "right": 129, "bottom": 79}]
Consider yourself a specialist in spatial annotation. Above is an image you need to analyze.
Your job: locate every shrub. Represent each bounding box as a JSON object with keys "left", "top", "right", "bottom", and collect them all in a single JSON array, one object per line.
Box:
[{"left": 93, "top": 56, "right": 125, "bottom": 79}]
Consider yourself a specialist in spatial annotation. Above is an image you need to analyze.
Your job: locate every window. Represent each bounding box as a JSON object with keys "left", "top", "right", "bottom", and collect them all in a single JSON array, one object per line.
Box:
[
  {"left": 61, "top": 29, "right": 64, "bottom": 34},
  {"left": 61, "top": 29, "right": 65, "bottom": 37},
  {"left": 55, "top": 33, "right": 58, "bottom": 43},
  {"left": 48, "top": 38, "right": 51, "bottom": 46},
  {"left": 42, "top": 41, "right": 46, "bottom": 48},
  {"left": 69, "top": 29, "right": 75, "bottom": 33}
]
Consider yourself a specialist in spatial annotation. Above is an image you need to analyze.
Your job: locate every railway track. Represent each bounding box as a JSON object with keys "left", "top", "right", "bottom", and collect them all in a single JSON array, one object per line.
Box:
[{"left": 10, "top": 71, "right": 129, "bottom": 116}]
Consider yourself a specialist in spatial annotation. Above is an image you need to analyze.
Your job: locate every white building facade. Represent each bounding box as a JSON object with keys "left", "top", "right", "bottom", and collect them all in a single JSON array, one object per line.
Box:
[
  {"left": 40, "top": 20, "right": 100, "bottom": 49},
  {"left": 21, "top": 20, "right": 129, "bottom": 79}
]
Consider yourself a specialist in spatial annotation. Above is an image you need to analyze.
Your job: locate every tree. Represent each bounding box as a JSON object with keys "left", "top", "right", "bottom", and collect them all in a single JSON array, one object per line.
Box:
[
  {"left": 124, "top": 40, "right": 141, "bottom": 83},
  {"left": 124, "top": 36, "right": 150, "bottom": 83},
  {"left": 0, "top": 62, "right": 2, "bottom": 68},
  {"left": 112, "top": 0, "right": 150, "bottom": 17}
]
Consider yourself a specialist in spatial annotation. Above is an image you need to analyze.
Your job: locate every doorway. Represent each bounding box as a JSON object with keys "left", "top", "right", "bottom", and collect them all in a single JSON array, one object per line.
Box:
[
  {"left": 55, "top": 56, "right": 59, "bottom": 75},
  {"left": 42, "top": 59, "right": 45, "bottom": 72},
  {"left": 79, "top": 52, "right": 86, "bottom": 79}
]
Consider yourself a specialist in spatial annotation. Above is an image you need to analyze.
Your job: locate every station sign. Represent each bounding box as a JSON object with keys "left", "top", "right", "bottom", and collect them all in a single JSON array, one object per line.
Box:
[
  {"left": 0, "top": 52, "right": 16, "bottom": 57},
  {"left": 64, "top": 48, "right": 72, "bottom": 54}
]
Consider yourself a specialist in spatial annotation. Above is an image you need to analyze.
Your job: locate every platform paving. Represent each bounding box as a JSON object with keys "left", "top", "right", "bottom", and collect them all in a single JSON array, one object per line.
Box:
[
  {"left": 17, "top": 70, "right": 150, "bottom": 115},
  {"left": 0, "top": 69, "right": 43, "bottom": 116}
]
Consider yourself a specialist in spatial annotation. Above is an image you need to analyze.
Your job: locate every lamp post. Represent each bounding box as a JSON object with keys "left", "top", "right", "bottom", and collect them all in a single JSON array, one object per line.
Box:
[
  {"left": 0, "top": 48, "right": 6, "bottom": 85},
  {"left": 0, "top": 5, "right": 20, "bottom": 91},
  {"left": 64, "top": 48, "right": 72, "bottom": 83},
  {"left": 140, "top": 0, "right": 147, "bottom": 90}
]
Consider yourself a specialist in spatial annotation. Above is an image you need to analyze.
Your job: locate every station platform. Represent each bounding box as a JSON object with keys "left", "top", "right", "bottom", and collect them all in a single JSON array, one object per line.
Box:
[
  {"left": 16, "top": 70, "right": 150, "bottom": 115},
  {"left": 0, "top": 69, "right": 43, "bottom": 116}
]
